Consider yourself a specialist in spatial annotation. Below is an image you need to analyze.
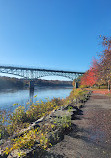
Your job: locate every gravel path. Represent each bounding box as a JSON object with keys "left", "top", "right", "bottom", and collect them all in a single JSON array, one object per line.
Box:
[{"left": 44, "top": 93, "right": 111, "bottom": 158}]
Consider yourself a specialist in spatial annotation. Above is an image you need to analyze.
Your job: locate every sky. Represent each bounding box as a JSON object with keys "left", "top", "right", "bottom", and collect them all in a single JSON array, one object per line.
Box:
[{"left": 0, "top": 0, "right": 111, "bottom": 80}]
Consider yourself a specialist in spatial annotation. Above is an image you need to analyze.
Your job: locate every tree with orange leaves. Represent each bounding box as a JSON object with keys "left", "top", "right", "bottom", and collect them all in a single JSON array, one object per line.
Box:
[
  {"left": 80, "top": 58, "right": 98, "bottom": 87},
  {"left": 80, "top": 36, "right": 111, "bottom": 90},
  {"left": 97, "top": 36, "right": 111, "bottom": 90}
]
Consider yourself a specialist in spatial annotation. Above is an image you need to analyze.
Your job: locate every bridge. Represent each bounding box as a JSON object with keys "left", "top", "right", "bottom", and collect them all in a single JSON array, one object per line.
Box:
[
  {"left": 0, "top": 66, "right": 84, "bottom": 80},
  {"left": 0, "top": 66, "right": 84, "bottom": 89}
]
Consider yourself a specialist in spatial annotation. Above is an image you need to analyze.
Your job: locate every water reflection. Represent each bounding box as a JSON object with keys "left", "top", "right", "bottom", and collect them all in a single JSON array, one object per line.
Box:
[
  {"left": 0, "top": 86, "right": 73, "bottom": 111},
  {"left": 29, "top": 88, "right": 34, "bottom": 104}
]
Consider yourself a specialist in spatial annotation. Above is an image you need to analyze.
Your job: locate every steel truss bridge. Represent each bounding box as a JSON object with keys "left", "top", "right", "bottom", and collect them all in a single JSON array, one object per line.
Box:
[{"left": 0, "top": 66, "right": 84, "bottom": 80}]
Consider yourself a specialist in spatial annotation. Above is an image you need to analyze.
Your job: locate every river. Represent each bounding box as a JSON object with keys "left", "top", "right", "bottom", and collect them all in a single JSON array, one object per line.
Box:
[{"left": 0, "top": 86, "right": 73, "bottom": 111}]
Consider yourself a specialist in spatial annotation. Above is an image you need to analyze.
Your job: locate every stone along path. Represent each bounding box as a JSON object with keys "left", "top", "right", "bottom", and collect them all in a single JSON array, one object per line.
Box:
[{"left": 47, "top": 93, "right": 111, "bottom": 158}]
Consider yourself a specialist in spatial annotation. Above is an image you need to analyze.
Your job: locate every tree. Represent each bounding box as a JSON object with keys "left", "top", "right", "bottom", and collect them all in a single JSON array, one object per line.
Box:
[
  {"left": 80, "top": 35, "right": 111, "bottom": 91},
  {"left": 72, "top": 75, "right": 82, "bottom": 88},
  {"left": 97, "top": 36, "right": 111, "bottom": 90},
  {"left": 80, "top": 59, "right": 98, "bottom": 87}
]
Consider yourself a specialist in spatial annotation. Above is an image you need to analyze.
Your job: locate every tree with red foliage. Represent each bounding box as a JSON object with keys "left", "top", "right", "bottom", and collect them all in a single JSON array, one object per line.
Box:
[
  {"left": 97, "top": 36, "right": 111, "bottom": 90},
  {"left": 80, "top": 36, "right": 111, "bottom": 91},
  {"left": 80, "top": 58, "right": 98, "bottom": 87}
]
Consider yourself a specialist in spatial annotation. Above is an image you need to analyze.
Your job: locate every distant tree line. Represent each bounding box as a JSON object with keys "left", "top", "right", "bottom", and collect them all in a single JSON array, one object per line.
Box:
[
  {"left": 0, "top": 76, "right": 73, "bottom": 89},
  {"left": 0, "top": 77, "right": 24, "bottom": 89},
  {"left": 33, "top": 79, "right": 73, "bottom": 87}
]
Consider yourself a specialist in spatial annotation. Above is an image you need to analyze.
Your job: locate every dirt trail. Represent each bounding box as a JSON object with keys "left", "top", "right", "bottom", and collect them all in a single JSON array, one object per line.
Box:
[{"left": 45, "top": 93, "right": 111, "bottom": 158}]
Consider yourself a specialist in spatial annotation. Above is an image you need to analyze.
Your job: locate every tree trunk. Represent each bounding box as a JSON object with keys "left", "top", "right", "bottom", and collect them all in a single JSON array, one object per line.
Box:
[{"left": 108, "top": 80, "right": 110, "bottom": 91}]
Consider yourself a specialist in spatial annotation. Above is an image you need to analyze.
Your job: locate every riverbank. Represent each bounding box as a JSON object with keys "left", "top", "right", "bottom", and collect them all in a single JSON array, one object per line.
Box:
[{"left": 0, "top": 88, "right": 91, "bottom": 157}]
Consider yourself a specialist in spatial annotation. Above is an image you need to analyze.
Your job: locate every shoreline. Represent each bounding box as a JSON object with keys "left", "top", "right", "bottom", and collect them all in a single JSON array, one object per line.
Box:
[{"left": 0, "top": 88, "right": 91, "bottom": 157}]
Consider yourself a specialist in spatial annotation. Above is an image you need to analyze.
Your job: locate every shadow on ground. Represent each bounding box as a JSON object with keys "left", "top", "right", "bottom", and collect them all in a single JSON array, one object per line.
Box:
[{"left": 26, "top": 148, "right": 64, "bottom": 158}]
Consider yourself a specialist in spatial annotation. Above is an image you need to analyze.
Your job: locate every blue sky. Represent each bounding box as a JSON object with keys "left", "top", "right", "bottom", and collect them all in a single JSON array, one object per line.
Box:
[{"left": 0, "top": 0, "right": 111, "bottom": 80}]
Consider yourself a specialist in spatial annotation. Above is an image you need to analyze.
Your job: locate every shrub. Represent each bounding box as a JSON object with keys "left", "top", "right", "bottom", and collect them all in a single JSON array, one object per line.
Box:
[
  {"left": 80, "top": 85, "right": 87, "bottom": 88},
  {"left": 0, "top": 109, "right": 9, "bottom": 139}
]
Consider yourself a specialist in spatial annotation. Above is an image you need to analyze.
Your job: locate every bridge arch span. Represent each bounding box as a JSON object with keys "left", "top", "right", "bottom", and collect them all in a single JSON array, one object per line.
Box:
[
  {"left": 38, "top": 74, "right": 73, "bottom": 80},
  {"left": 0, "top": 71, "right": 25, "bottom": 78}
]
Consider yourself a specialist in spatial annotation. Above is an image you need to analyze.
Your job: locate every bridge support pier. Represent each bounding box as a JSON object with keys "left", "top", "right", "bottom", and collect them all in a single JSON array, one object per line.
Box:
[
  {"left": 75, "top": 81, "right": 78, "bottom": 89},
  {"left": 29, "top": 81, "right": 34, "bottom": 90}
]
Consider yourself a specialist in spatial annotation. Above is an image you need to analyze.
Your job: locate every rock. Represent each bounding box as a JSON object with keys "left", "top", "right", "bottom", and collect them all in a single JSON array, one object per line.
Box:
[{"left": 50, "top": 110, "right": 73, "bottom": 118}]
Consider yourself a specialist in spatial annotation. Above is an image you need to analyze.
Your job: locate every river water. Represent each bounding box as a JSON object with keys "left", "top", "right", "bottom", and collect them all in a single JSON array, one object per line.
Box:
[{"left": 0, "top": 86, "right": 73, "bottom": 111}]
